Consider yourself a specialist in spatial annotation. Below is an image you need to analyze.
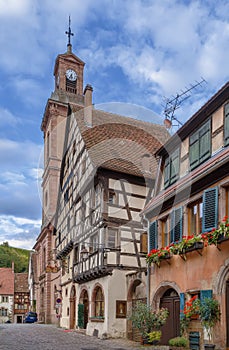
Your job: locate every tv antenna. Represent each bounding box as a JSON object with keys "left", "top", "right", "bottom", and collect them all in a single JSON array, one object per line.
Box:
[{"left": 163, "top": 77, "right": 207, "bottom": 129}]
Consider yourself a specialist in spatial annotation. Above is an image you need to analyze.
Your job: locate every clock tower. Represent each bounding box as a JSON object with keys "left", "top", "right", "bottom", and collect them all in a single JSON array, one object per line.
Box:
[{"left": 34, "top": 19, "right": 92, "bottom": 325}]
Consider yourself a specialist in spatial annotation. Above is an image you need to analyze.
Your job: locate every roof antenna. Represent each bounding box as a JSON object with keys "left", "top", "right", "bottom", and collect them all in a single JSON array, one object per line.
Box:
[
  {"left": 65, "top": 15, "right": 74, "bottom": 53},
  {"left": 163, "top": 77, "right": 207, "bottom": 130}
]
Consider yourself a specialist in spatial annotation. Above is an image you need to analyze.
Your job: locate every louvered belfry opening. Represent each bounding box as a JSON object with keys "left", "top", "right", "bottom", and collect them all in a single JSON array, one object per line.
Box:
[{"left": 66, "top": 78, "right": 77, "bottom": 94}]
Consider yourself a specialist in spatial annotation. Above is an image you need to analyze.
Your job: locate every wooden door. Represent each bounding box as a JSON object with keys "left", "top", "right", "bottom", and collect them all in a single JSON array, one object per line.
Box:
[
  {"left": 160, "top": 290, "right": 180, "bottom": 345},
  {"left": 226, "top": 281, "right": 229, "bottom": 348}
]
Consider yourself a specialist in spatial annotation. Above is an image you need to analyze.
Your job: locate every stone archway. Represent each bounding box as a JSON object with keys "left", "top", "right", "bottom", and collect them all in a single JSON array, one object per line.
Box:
[
  {"left": 214, "top": 259, "right": 229, "bottom": 348},
  {"left": 79, "top": 289, "right": 89, "bottom": 329},
  {"left": 151, "top": 283, "right": 181, "bottom": 345},
  {"left": 69, "top": 285, "right": 76, "bottom": 329},
  {"left": 127, "top": 278, "right": 146, "bottom": 341}
]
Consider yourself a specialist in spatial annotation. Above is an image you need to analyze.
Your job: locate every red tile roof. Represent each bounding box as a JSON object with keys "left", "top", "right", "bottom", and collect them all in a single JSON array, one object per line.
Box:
[
  {"left": 0, "top": 267, "right": 14, "bottom": 295},
  {"left": 14, "top": 273, "right": 29, "bottom": 293},
  {"left": 71, "top": 108, "right": 170, "bottom": 178}
]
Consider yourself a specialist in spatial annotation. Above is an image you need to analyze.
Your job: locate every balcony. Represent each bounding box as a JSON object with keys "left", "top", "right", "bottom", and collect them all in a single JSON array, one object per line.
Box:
[{"left": 73, "top": 248, "right": 113, "bottom": 284}]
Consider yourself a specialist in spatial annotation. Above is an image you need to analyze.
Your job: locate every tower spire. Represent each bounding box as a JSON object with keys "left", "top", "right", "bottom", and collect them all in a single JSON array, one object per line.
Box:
[{"left": 65, "top": 16, "right": 74, "bottom": 53}]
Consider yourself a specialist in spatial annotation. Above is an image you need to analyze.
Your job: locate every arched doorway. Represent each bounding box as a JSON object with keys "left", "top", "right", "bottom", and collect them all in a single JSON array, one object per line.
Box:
[
  {"left": 127, "top": 279, "right": 146, "bottom": 341},
  {"left": 79, "top": 289, "right": 89, "bottom": 329},
  {"left": 69, "top": 286, "right": 76, "bottom": 329},
  {"left": 160, "top": 288, "right": 180, "bottom": 344},
  {"left": 226, "top": 281, "right": 229, "bottom": 347}
]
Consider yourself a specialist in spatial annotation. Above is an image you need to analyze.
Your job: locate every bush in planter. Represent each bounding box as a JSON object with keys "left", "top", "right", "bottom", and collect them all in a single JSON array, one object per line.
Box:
[
  {"left": 193, "top": 297, "right": 220, "bottom": 344},
  {"left": 129, "top": 301, "right": 169, "bottom": 340},
  {"left": 169, "top": 336, "right": 188, "bottom": 348},
  {"left": 147, "top": 330, "right": 162, "bottom": 344}
]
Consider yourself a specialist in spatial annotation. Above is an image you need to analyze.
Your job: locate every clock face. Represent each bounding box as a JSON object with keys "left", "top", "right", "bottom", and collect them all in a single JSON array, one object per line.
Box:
[{"left": 66, "top": 69, "right": 77, "bottom": 81}]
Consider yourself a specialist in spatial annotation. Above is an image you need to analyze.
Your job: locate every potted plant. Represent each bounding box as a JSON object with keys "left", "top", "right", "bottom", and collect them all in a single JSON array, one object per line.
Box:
[
  {"left": 169, "top": 336, "right": 188, "bottom": 349},
  {"left": 129, "top": 301, "right": 169, "bottom": 345},
  {"left": 147, "top": 330, "right": 162, "bottom": 344},
  {"left": 193, "top": 297, "right": 220, "bottom": 349}
]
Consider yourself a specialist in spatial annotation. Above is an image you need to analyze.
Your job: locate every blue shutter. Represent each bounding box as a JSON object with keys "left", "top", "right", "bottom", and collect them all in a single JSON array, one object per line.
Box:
[
  {"left": 149, "top": 221, "right": 158, "bottom": 251},
  {"left": 171, "top": 207, "right": 183, "bottom": 243},
  {"left": 200, "top": 290, "right": 213, "bottom": 303},
  {"left": 180, "top": 293, "right": 185, "bottom": 319},
  {"left": 202, "top": 187, "right": 218, "bottom": 232}
]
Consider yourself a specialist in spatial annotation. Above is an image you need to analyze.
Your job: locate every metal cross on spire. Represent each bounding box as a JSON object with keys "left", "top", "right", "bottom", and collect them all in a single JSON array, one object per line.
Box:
[{"left": 65, "top": 16, "right": 74, "bottom": 47}]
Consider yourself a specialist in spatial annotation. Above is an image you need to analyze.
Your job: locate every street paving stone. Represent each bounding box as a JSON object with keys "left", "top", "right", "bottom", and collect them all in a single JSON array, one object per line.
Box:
[{"left": 0, "top": 324, "right": 156, "bottom": 350}]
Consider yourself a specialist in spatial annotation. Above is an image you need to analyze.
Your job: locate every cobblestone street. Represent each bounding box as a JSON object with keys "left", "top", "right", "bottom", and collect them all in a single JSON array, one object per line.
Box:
[{"left": 0, "top": 324, "right": 149, "bottom": 350}]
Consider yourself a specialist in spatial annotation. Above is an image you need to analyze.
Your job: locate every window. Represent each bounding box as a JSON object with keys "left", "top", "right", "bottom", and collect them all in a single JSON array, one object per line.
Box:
[
  {"left": 161, "top": 217, "right": 169, "bottom": 247},
  {"left": 170, "top": 207, "right": 183, "bottom": 243},
  {"left": 0, "top": 308, "right": 8, "bottom": 316},
  {"left": 108, "top": 190, "right": 118, "bottom": 205},
  {"left": 94, "top": 286, "right": 104, "bottom": 318},
  {"left": 164, "top": 148, "right": 180, "bottom": 188},
  {"left": 226, "top": 188, "right": 229, "bottom": 218},
  {"left": 225, "top": 103, "right": 229, "bottom": 146},
  {"left": 188, "top": 200, "right": 203, "bottom": 235},
  {"left": 140, "top": 232, "right": 147, "bottom": 253},
  {"left": 149, "top": 221, "right": 158, "bottom": 251},
  {"left": 202, "top": 187, "right": 218, "bottom": 232},
  {"left": 2, "top": 296, "right": 9, "bottom": 303},
  {"left": 89, "top": 233, "right": 98, "bottom": 253},
  {"left": 189, "top": 119, "right": 211, "bottom": 170},
  {"left": 116, "top": 300, "right": 127, "bottom": 318},
  {"left": 107, "top": 228, "right": 119, "bottom": 249}
]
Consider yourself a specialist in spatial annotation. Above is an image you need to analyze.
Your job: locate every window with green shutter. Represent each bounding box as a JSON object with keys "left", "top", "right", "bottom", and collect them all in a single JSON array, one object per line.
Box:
[
  {"left": 202, "top": 187, "right": 218, "bottom": 232},
  {"left": 170, "top": 207, "right": 183, "bottom": 243},
  {"left": 149, "top": 221, "right": 158, "bottom": 251},
  {"left": 189, "top": 119, "right": 211, "bottom": 170},
  {"left": 224, "top": 103, "right": 229, "bottom": 146},
  {"left": 164, "top": 148, "right": 180, "bottom": 188}
]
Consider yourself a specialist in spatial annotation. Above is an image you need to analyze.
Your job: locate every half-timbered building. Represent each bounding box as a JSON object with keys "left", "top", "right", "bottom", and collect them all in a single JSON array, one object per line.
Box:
[
  {"left": 55, "top": 102, "right": 169, "bottom": 338},
  {"left": 142, "top": 81, "right": 229, "bottom": 348},
  {"left": 33, "top": 24, "right": 169, "bottom": 335}
]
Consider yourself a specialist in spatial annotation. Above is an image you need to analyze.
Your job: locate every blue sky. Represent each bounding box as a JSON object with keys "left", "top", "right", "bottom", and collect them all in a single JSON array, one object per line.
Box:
[{"left": 0, "top": 0, "right": 229, "bottom": 250}]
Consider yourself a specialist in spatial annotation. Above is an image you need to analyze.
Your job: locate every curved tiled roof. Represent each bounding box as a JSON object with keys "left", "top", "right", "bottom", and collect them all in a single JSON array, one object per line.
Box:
[{"left": 71, "top": 108, "right": 169, "bottom": 178}]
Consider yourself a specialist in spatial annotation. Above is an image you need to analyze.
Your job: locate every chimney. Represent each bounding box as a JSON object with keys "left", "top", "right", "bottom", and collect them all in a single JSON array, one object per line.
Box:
[
  {"left": 12, "top": 261, "right": 14, "bottom": 272},
  {"left": 84, "top": 84, "right": 93, "bottom": 127}
]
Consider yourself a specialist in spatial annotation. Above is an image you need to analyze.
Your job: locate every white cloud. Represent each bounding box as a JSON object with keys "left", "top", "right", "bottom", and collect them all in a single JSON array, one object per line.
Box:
[{"left": 0, "top": 215, "right": 41, "bottom": 250}]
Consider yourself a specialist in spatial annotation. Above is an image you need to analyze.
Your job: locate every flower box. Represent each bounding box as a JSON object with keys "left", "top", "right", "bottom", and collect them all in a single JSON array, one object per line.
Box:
[{"left": 183, "top": 241, "right": 204, "bottom": 253}]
